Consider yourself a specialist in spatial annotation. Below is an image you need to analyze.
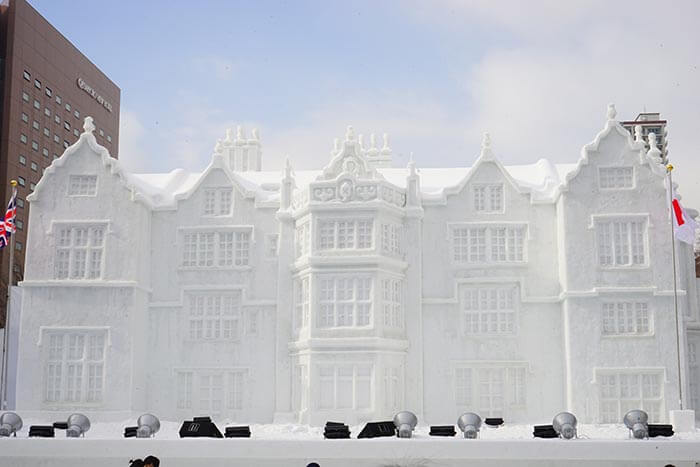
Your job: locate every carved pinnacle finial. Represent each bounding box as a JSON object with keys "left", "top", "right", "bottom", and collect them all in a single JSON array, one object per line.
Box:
[
  {"left": 648, "top": 131, "right": 657, "bottom": 147},
  {"left": 236, "top": 125, "right": 244, "bottom": 141},
  {"left": 358, "top": 133, "right": 365, "bottom": 151},
  {"left": 225, "top": 128, "right": 234, "bottom": 143},
  {"left": 482, "top": 132, "right": 492, "bottom": 149},
  {"left": 83, "top": 116, "right": 95, "bottom": 134},
  {"left": 251, "top": 128, "right": 260, "bottom": 140},
  {"left": 408, "top": 152, "right": 416, "bottom": 175},
  {"left": 214, "top": 139, "right": 223, "bottom": 153},
  {"left": 607, "top": 103, "right": 617, "bottom": 121},
  {"left": 333, "top": 138, "right": 340, "bottom": 154},
  {"left": 284, "top": 155, "right": 293, "bottom": 178},
  {"left": 381, "top": 133, "right": 391, "bottom": 154},
  {"left": 634, "top": 125, "right": 643, "bottom": 142},
  {"left": 345, "top": 125, "right": 356, "bottom": 141}
]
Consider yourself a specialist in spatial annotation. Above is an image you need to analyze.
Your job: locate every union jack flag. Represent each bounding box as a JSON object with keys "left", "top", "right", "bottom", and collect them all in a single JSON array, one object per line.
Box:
[{"left": 0, "top": 187, "right": 17, "bottom": 249}]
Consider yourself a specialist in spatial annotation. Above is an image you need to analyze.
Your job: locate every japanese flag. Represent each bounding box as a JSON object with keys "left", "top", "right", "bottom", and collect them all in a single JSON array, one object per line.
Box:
[{"left": 672, "top": 192, "right": 698, "bottom": 245}]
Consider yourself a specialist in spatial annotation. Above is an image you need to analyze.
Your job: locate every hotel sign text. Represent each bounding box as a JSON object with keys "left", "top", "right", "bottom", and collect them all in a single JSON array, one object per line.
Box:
[{"left": 76, "top": 78, "right": 113, "bottom": 113}]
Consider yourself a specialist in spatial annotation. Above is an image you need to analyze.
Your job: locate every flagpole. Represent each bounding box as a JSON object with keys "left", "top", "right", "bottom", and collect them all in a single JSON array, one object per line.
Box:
[
  {"left": 0, "top": 180, "right": 17, "bottom": 410},
  {"left": 666, "top": 164, "right": 684, "bottom": 411}
]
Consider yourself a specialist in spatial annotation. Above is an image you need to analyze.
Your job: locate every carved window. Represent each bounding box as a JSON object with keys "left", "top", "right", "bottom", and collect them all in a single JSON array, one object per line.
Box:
[
  {"left": 54, "top": 224, "right": 106, "bottom": 279},
  {"left": 452, "top": 225, "right": 525, "bottom": 264},
  {"left": 187, "top": 292, "right": 242, "bottom": 340},
  {"left": 599, "top": 167, "right": 634, "bottom": 189},
  {"left": 596, "top": 219, "right": 646, "bottom": 267},
  {"left": 598, "top": 370, "right": 663, "bottom": 423},
  {"left": 317, "top": 219, "right": 373, "bottom": 251},
  {"left": 294, "top": 277, "right": 310, "bottom": 330},
  {"left": 318, "top": 364, "right": 372, "bottom": 410},
  {"left": 181, "top": 230, "right": 250, "bottom": 268},
  {"left": 601, "top": 302, "right": 651, "bottom": 336},
  {"left": 473, "top": 184, "right": 503, "bottom": 212},
  {"left": 176, "top": 370, "right": 247, "bottom": 414},
  {"left": 381, "top": 223, "right": 402, "bottom": 257},
  {"left": 203, "top": 188, "right": 232, "bottom": 216},
  {"left": 68, "top": 175, "right": 97, "bottom": 196},
  {"left": 461, "top": 285, "right": 517, "bottom": 335},
  {"left": 452, "top": 365, "right": 526, "bottom": 416},
  {"left": 317, "top": 276, "right": 373, "bottom": 328},
  {"left": 382, "top": 278, "right": 403, "bottom": 329},
  {"left": 295, "top": 222, "right": 309, "bottom": 258},
  {"left": 44, "top": 330, "right": 106, "bottom": 404}
]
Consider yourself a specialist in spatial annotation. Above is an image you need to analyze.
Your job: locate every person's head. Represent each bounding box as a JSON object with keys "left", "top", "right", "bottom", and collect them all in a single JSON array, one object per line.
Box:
[{"left": 143, "top": 455, "right": 160, "bottom": 467}]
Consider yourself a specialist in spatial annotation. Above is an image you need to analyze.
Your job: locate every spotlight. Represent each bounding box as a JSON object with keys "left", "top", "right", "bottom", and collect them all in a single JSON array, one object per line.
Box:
[
  {"left": 393, "top": 411, "right": 418, "bottom": 438},
  {"left": 0, "top": 412, "right": 22, "bottom": 437},
  {"left": 457, "top": 412, "right": 482, "bottom": 439},
  {"left": 136, "top": 414, "right": 160, "bottom": 438},
  {"left": 623, "top": 410, "right": 648, "bottom": 439},
  {"left": 552, "top": 412, "right": 577, "bottom": 440},
  {"left": 66, "top": 413, "right": 91, "bottom": 438}
]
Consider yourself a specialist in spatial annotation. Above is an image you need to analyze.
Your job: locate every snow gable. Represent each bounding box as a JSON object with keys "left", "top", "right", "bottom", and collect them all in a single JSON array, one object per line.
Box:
[
  {"left": 442, "top": 133, "right": 528, "bottom": 204},
  {"left": 560, "top": 104, "right": 665, "bottom": 195}
]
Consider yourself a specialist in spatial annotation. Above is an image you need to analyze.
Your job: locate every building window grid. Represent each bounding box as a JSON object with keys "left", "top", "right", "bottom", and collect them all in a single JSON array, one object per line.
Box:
[
  {"left": 203, "top": 188, "right": 232, "bottom": 216},
  {"left": 474, "top": 184, "right": 504, "bottom": 212},
  {"left": 317, "top": 219, "right": 373, "bottom": 251},
  {"left": 54, "top": 225, "right": 106, "bottom": 280},
  {"left": 176, "top": 370, "right": 246, "bottom": 412},
  {"left": 453, "top": 225, "right": 525, "bottom": 263},
  {"left": 382, "top": 278, "right": 403, "bottom": 328},
  {"left": 318, "top": 277, "right": 373, "bottom": 328},
  {"left": 599, "top": 167, "right": 634, "bottom": 190},
  {"left": 381, "top": 223, "right": 402, "bottom": 257},
  {"left": 68, "top": 175, "right": 98, "bottom": 196},
  {"left": 294, "top": 277, "right": 310, "bottom": 329},
  {"left": 187, "top": 293, "right": 242, "bottom": 340},
  {"left": 461, "top": 285, "right": 517, "bottom": 335},
  {"left": 453, "top": 366, "right": 526, "bottom": 416},
  {"left": 181, "top": 231, "right": 250, "bottom": 268},
  {"left": 318, "top": 364, "right": 372, "bottom": 410},
  {"left": 596, "top": 219, "right": 646, "bottom": 267},
  {"left": 295, "top": 222, "right": 309, "bottom": 258},
  {"left": 602, "top": 302, "right": 650, "bottom": 335},
  {"left": 598, "top": 371, "right": 663, "bottom": 423},
  {"left": 45, "top": 331, "right": 106, "bottom": 404}
]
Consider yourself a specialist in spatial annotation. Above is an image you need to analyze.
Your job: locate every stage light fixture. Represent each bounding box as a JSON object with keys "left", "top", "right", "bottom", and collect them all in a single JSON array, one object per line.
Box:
[
  {"left": 552, "top": 412, "right": 577, "bottom": 440},
  {"left": 136, "top": 413, "right": 160, "bottom": 438},
  {"left": 457, "top": 412, "right": 482, "bottom": 439},
  {"left": 393, "top": 411, "right": 418, "bottom": 438},
  {"left": 66, "top": 413, "right": 91, "bottom": 438},
  {"left": 623, "top": 410, "right": 649, "bottom": 439},
  {"left": 0, "top": 412, "right": 22, "bottom": 437}
]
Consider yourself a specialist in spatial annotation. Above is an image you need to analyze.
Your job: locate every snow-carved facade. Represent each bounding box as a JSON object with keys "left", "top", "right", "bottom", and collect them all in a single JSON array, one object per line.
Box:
[{"left": 14, "top": 107, "right": 700, "bottom": 425}]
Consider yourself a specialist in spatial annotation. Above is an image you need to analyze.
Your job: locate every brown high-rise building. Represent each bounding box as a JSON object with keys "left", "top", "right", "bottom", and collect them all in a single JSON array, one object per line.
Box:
[{"left": 0, "top": 0, "right": 120, "bottom": 325}]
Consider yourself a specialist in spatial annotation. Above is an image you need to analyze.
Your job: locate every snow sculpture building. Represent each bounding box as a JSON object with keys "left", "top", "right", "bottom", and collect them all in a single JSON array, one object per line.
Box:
[{"left": 14, "top": 107, "right": 700, "bottom": 425}]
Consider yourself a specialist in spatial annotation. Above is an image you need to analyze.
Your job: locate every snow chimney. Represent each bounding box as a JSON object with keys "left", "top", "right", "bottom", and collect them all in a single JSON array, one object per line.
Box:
[
  {"left": 222, "top": 126, "right": 262, "bottom": 172},
  {"left": 366, "top": 132, "right": 393, "bottom": 169}
]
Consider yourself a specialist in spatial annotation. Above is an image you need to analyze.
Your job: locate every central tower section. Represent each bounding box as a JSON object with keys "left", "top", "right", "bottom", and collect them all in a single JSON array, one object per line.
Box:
[{"left": 275, "top": 126, "right": 423, "bottom": 424}]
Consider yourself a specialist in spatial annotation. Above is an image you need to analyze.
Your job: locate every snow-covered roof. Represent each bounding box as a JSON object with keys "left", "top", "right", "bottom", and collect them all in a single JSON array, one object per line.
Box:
[
  {"left": 121, "top": 161, "right": 579, "bottom": 209},
  {"left": 37, "top": 105, "right": 660, "bottom": 210}
]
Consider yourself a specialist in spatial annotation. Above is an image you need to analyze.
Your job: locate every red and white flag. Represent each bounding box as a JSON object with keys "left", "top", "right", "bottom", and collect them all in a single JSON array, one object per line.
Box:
[{"left": 671, "top": 191, "right": 698, "bottom": 245}]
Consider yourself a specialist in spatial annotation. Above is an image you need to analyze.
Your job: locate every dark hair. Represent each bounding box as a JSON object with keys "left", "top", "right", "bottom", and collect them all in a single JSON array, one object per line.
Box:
[
  {"left": 129, "top": 460, "right": 144, "bottom": 467},
  {"left": 143, "top": 455, "right": 160, "bottom": 467}
]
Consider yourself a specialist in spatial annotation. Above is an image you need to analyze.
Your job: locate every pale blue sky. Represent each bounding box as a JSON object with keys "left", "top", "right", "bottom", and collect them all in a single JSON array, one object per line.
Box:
[{"left": 30, "top": 1, "right": 700, "bottom": 207}]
